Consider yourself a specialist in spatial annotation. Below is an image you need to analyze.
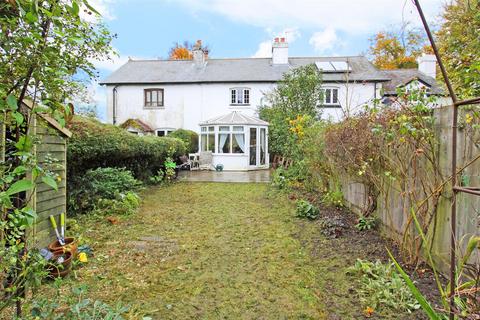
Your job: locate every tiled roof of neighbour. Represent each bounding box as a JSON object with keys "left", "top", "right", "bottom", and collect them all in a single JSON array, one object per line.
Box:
[
  {"left": 120, "top": 118, "right": 154, "bottom": 132},
  {"left": 199, "top": 111, "right": 269, "bottom": 126},
  {"left": 381, "top": 69, "right": 444, "bottom": 95},
  {"left": 100, "top": 56, "right": 391, "bottom": 85}
]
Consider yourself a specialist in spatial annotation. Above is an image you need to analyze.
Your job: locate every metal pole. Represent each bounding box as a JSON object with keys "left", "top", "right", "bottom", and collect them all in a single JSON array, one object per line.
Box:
[{"left": 412, "top": 1, "right": 458, "bottom": 318}]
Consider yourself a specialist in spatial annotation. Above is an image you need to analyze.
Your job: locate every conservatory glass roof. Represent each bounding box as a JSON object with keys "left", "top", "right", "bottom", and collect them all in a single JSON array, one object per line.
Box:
[{"left": 199, "top": 111, "right": 269, "bottom": 126}]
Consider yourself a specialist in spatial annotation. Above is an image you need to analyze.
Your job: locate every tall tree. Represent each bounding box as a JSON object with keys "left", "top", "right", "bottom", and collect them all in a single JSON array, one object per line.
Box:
[
  {"left": 259, "top": 64, "right": 323, "bottom": 157},
  {"left": 168, "top": 40, "right": 209, "bottom": 60},
  {"left": 436, "top": 0, "right": 480, "bottom": 98},
  {"left": 368, "top": 24, "right": 431, "bottom": 69}
]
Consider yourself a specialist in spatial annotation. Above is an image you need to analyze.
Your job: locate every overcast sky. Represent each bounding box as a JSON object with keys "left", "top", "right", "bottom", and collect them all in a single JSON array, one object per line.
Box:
[{"left": 87, "top": 0, "right": 446, "bottom": 120}]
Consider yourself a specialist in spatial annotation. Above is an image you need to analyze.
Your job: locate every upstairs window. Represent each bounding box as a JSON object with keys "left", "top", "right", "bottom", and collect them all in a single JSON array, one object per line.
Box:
[
  {"left": 322, "top": 88, "right": 339, "bottom": 106},
  {"left": 144, "top": 89, "right": 164, "bottom": 107},
  {"left": 231, "top": 88, "right": 250, "bottom": 105}
]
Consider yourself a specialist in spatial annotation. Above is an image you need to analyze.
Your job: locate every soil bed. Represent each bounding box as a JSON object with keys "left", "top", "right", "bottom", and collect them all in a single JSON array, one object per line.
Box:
[{"left": 291, "top": 189, "right": 443, "bottom": 319}]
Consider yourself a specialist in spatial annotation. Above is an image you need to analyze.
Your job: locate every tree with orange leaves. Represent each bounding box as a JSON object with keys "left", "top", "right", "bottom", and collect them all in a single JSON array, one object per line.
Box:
[
  {"left": 168, "top": 40, "right": 209, "bottom": 60},
  {"left": 368, "top": 24, "right": 431, "bottom": 70}
]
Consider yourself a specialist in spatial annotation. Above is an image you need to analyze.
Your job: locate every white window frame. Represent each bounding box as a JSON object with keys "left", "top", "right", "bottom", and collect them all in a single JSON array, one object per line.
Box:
[
  {"left": 217, "top": 125, "right": 245, "bottom": 154},
  {"left": 156, "top": 128, "right": 175, "bottom": 137},
  {"left": 322, "top": 87, "right": 340, "bottom": 107},
  {"left": 230, "top": 88, "right": 250, "bottom": 105},
  {"left": 200, "top": 126, "right": 215, "bottom": 152}
]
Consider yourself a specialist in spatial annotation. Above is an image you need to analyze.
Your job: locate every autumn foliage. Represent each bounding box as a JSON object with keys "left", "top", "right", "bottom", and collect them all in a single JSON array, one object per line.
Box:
[
  {"left": 169, "top": 41, "right": 193, "bottom": 60},
  {"left": 437, "top": 0, "right": 480, "bottom": 98},
  {"left": 168, "top": 40, "right": 209, "bottom": 60},
  {"left": 368, "top": 26, "right": 430, "bottom": 70}
]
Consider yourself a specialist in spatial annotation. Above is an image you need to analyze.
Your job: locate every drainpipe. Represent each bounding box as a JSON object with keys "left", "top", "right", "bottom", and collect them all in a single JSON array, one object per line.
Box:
[
  {"left": 373, "top": 82, "right": 377, "bottom": 100},
  {"left": 112, "top": 85, "right": 118, "bottom": 125}
]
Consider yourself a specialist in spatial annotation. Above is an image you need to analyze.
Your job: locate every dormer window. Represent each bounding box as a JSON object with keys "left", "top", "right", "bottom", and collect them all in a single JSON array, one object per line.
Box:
[
  {"left": 231, "top": 88, "right": 250, "bottom": 105},
  {"left": 144, "top": 88, "right": 164, "bottom": 108},
  {"left": 322, "top": 88, "right": 339, "bottom": 106}
]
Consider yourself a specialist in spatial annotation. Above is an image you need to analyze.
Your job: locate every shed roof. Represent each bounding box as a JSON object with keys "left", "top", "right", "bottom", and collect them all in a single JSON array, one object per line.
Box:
[
  {"left": 199, "top": 111, "right": 269, "bottom": 126},
  {"left": 100, "top": 56, "right": 391, "bottom": 85},
  {"left": 22, "top": 100, "right": 72, "bottom": 137}
]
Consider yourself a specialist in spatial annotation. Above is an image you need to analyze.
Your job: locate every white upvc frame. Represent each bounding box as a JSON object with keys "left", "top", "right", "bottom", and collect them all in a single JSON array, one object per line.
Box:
[
  {"left": 199, "top": 125, "right": 269, "bottom": 168},
  {"left": 230, "top": 87, "right": 251, "bottom": 105},
  {"left": 248, "top": 126, "right": 269, "bottom": 168},
  {"left": 322, "top": 87, "right": 340, "bottom": 107},
  {"left": 155, "top": 127, "right": 175, "bottom": 137},
  {"left": 217, "top": 125, "right": 245, "bottom": 154}
]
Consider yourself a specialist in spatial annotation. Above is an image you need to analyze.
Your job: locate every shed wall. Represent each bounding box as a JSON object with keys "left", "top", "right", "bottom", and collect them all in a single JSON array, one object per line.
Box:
[{"left": 32, "top": 120, "right": 68, "bottom": 248}]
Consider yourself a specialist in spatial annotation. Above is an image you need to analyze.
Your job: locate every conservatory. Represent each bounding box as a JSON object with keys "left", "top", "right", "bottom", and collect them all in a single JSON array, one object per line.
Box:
[{"left": 198, "top": 111, "right": 269, "bottom": 171}]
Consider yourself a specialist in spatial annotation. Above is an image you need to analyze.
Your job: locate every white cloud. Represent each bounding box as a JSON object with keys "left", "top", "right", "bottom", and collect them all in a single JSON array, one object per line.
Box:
[
  {"left": 253, "top": 41, "right": 272, "bottom": 58},
  {"left": 172, "top": 0, "right": 443, "bottom": 34},
  {"left": 93, "top": 54, "right": 130, "bottom": 72},
  {"left": 252, "top": 27, "right": 301, "bottom": 58},
  {"left": 309, "top": 28, "right": 338, "bottom": 54}
]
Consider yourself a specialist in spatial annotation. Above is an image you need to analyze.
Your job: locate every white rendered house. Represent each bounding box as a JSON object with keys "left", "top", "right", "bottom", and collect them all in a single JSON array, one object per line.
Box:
[{"left": 100, "top": 39, "right": 443, "bottom": 170}]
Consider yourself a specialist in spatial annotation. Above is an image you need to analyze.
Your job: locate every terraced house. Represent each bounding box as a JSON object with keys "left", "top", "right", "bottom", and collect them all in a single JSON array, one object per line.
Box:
[{"left": 101, "top": 38, "right": 444, "bottom": 170}]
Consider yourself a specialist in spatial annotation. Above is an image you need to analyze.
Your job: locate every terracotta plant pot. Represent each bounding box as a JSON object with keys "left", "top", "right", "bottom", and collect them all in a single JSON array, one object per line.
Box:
[
  {"left": 47, "top": 251, "right": 72, "bottom": 278},
  {"left": 48, "top": 237, "right": 78, "bottom": 258}
]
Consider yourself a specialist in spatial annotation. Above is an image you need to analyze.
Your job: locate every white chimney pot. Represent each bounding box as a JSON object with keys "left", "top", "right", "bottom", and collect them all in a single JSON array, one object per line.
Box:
[{"left": 417, "top": 54, "right": 437, "bottom": 78}]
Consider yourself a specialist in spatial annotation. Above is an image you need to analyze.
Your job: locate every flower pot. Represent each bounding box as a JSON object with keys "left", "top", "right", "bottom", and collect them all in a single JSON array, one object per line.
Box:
[
  {"left": 47, "top": 251, "right": 72, "bottom": 278},
  {"left": 48, "top": 237, "right": 78, "bottom": 258}
]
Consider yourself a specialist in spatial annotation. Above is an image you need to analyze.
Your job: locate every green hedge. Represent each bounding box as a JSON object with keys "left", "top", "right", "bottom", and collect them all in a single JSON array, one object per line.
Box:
[
  {"left": 169, "top": 129, "right": 199, "bottom": 153},
  {"left": 67, "top": 116, "right": 186, "bottom": 182}
]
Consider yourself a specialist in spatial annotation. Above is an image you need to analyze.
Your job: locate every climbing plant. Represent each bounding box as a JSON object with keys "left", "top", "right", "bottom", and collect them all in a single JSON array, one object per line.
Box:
[{"left": 324, "top": 86, "right": 444, "bottom": 262}]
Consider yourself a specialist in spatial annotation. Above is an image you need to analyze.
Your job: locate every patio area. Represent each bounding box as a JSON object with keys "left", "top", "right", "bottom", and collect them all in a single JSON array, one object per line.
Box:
[{"left": 177, "top": 170, "right": 271, "bottom": 183}]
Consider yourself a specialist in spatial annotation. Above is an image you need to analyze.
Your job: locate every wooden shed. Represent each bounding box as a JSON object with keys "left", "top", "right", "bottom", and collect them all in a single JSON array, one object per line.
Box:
[{"left": 1, "top": 100, "right": 72, "bottom": 248}]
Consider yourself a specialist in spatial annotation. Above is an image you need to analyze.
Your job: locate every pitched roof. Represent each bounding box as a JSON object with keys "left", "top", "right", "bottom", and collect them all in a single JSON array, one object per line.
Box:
[
  {"left": 120, "top": 118, "right": 154, "bottom": 132},
  {"left": 199, "top": 111, "right": 269, "bottom": 126},
  {"left": 381, "top": 69, "right": 444, "bottom": 95},
  {"left": 100, "top": 56, "right": 390, "bottom": 85},
  {"left": 22, "top": 100, "right": 72, "bottom": 138}
]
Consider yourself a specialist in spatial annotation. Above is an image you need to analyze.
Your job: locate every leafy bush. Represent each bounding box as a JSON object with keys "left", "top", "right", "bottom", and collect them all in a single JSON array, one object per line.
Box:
[
  {"left": 93, "top": 191, "right": 140, "bottom": 216},
  {"left": 355, "top": 216, "right": 378, "bottom": 231},
  {"left": 321, "top": 188, "right": 344, "bottom": 207},
  {"left": 347, "top": 259, "right": 420, "bottom": 313},
  {"left": 67, "top": 116, "right": 186, "bottom": 182},
  {"left": 148, "top": 169, "right": 165, "bottom": 185},
  {"left": 169, "top": 129, "right": 198, "bottom": 153},
  {"left": 271, "top": 162, "right": 308, "bottom": 191},
  {"left": 68, "top": 167, "right": 141, "bottom": 214},
  {"left": 164, "top": 157, "right": 177, "bottom": 181},
  {"left": 295, "top": 199, "right": 319, "bottom": 220}
]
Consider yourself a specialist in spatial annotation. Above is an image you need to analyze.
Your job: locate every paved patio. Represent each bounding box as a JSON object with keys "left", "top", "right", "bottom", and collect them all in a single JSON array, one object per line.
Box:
[{"left": 177, "top": 170, "right": 271, "bottom": 183}]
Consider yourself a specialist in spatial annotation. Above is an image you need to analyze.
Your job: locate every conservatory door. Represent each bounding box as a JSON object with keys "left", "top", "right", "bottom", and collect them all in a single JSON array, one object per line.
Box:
[{"left": 249, "top": 128, "right": 257, "bottom": 166}]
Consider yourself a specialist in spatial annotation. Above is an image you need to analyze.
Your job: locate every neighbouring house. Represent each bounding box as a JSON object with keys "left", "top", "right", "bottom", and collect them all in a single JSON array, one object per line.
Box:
[{"left": 100, "top": 38, "right": 444, "bottom": 170}]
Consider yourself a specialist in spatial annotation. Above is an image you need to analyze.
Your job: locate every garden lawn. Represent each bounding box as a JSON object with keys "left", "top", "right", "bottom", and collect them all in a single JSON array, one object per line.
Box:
[
  {"left": 71, "top": 182, "right": 326, "bottom": 319},
  {"left": 60, "top": 182, "right": 430, "bottom": 319}
]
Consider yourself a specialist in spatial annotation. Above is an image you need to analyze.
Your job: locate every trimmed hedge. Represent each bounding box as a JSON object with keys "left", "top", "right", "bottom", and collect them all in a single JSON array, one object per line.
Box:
[
  {"left": 67, "top": 116, "right": 186, "bottom": 182},
  {"left": 169, "top": 129, "right": 199, "bottom": 153}
]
